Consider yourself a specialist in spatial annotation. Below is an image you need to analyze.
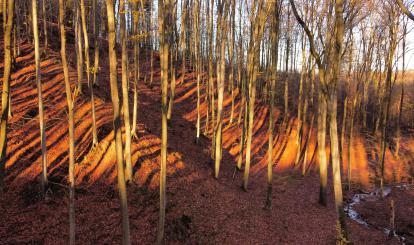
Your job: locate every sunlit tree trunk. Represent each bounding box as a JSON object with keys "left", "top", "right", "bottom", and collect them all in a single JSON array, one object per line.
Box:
[
  {"left": 208, "top": 0, "right": 216, "bottom": 159},
  {"left": 290, "top": 3, "right": 348, "bottom": 240},
  {"left": 266, "top": 0, "right": 280, "bottom": 209},
  {"left": 243, "top": 0, "right": 268, "bottom": 190},
  {"left": 41, "top": 0, "right": 47, "bottom": 51},
  {"left": 214, "top": 0, "right": 228, "bottom": 178},
  {"left": 80, "top": 0, "right": 98, "bottom": 147},
  {"left": 149, "top": 0, "right": 154, "bottom": 86},
  {"left": 120, "top": 0, "right": 132, "bottom": 183},
  {"left": 167, "top": 2, "right": 177, "bottom": 121},
  {"left": 32, "top": 0, "right": 48, "bottom": 192},
  {"left": 106, "top": 1, "right": 131, "bottom": 243},
  {"left": 194, "top": 0, "right": 201, "bottom": 142},
  {"left": 157, "top": 0, "right": 171, "bottom": 243},
  {"left": 0, "top": 0, "right": 14, "bottom": 192},
  {"left": 295, "top": 37, "right": 307, "bottom": 166},
  {"left": 58, "top": 0, "right": 76, "bottom": 243},
  {"left": 317, "top": 92, "right": 328, "bottom": 206},
  {"left": 74, "top": 0, "right": 83, "bottom": 93},
  {"left": 328, "top": 0, "right": 348, "bottom": 241},
  {"left": 228, "top": 0, "right": 236, "bottom": 124},
  {"left": 131, "top": 1, "right": 139, "bottom": 139}
]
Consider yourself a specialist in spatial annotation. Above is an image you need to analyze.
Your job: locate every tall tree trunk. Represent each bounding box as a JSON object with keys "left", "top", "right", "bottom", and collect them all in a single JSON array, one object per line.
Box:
[
  {"left": 317, "top": 92, "right": 328, "bottom": 206},
  {"left": 32, "top": 0, "right": 48, "bottom": 192},
  {"left": 194, "top": 0, "right": 201, "bottom": 142},
  {"left": 80, "top": 0, "right": 98, "bottom": 147},
  {"left": 329, "top": 0, "right": 348, "bottom": 241},
  {"left": 41, "top": 0, "right": 47, "bottom": 51},
  {"left": 58, "top": 0, "right": 76, "bottom": 243},
  {"left": 379, "top": 9, "right": 398, "bottom": 196},
  {"left": 0, "top": 0, "right": 14, "bottom": 192},
  {"left": 214, "top": 1, "right": 227, "bottom": 178},
  {"left": 120, "top": 0, "right": 132, "bottom": 184},
  {"left": 243, "top": 0, "right": 267, "bottom": 190},
  {"left": 266, "top": 0, "right": 280, "bottom": 209},
  {"left": 157, "top": 0, "right": 171, "bottom": 243},
  {"left": 131, "top": 1, "right": 139, "bottom": 139},
  {"left": 106, "top": 1, "right": 131, "bottom": 243},
  {"left": 74, "top": 0, "right": 83, "bottom": 93}
]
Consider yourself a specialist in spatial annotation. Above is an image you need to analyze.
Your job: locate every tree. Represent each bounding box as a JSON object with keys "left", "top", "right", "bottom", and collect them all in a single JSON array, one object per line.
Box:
[
  {"left": 243, "top": 0, "right": 269, "bottom": 190},
  {"left": 379, "top": 1, "right": 399, "bottom": 196},
  {"left": 58, "top": 0, "right": 77, "bottom": 243},
  {"left": 80, "top": 0, "right": 98, "bottom": 147},
  {"left": 396, "top": 0, "right": 414, "bottom": 21},
  {"left": 290, "top": 0, "right": 348, "bottom": 241},
  {"left": 120, "top": 0, "right": 133, "bottom": 183},
  {"left": 41, "top": 0, "right": 47, "bottom": 51},
  {"left": 214, "top": 0, "right": 229, "bottom": 178},
  {"left": 194, "top": 0, "right": 201, "bottom": 142},
  {"left": 0, "top": 0, "right": 14, "bottom": 192},
  {"left": 32, "top": 0, "right": 48, "bottom": 192},
  {"left": 131, "top": 0, "right": 140, "bottom": 139},
  {"left": 266, "top": 0, "right": 281, "bottom": 209},
  {"left": 157, "top": 0, "right": 172, "bottom": 243},
  {"left": 106, "top": 0, "right": 131, "bottom": 243}
]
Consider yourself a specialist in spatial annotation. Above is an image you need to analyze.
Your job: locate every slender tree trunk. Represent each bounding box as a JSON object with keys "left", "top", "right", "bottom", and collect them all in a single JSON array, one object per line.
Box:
[
  {"left": 266, "top": 0, "right": 280, "bottom": 209},
  {"left": 41, "top": 0, "right": 47, "bottom": 51},
  {"left": 106, "top": 1, "right": 131, "bottom": 243},
  {"left": 58, "top": 0, "right": 76, "bottom": 243},
  {"left": 0, "top": 0, "right": 14, "bottom": 192},
  {"left": 157, "top": 0, "right": 171, "bottom": 243},
  {"left": 75, "top": 0, "right": 83, "bottom": 93},
  {"left": 194, "top": 0, "right": 201, "bottom": 142},
  {"left": 32, "top": 0, "right": 48, "bottom": 192},
  {"left": 330, "top": 1, "right": 348, "bottom": 241},
  {"left": 317, "top": 92, "right": 328, "bottom": 206},
  {"left": 379, "top": 13, "right": 398, "bottom": 196},
  {"left": 214, "top": 1, "right": 227, "bottom": 178},
  {"left": 396, "top": 23, "right": 407, "bottom": 158},
  {"left": 149, "top": 0, "right": 154, "bottom": 86},
  {"left": 243, "top": 0, "right": 267, "bottom": 190},
  {"left": 120, "top": 0, "right": 132, "bottom": 183},
  {"left": 131, "top": 1, "right": 139, "bottom": 139},
  {"left": 81, "top": 0, "right": 98, "bottom": 147},
  {"left": 167, "top": 51, "right": 176, "bottom": 120},
  {"left": 295, "top": 37, "right": 307, "bottom": 166}
]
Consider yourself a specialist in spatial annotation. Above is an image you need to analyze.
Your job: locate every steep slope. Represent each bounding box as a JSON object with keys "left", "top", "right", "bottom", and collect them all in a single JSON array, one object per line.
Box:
[{"left": 0, "top": 36, "right": 407, "bottom": 244}]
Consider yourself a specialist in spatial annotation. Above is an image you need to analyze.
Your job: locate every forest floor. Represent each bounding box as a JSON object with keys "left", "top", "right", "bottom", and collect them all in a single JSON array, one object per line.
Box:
[{"left": 0, "top": 34, "right": 413, "bottom": 244}]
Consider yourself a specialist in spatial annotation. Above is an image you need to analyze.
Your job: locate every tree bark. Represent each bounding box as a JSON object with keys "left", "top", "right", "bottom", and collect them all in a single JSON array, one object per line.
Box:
[
  {"left": 106, "top": 0, "right": 131, "bottom": 243},
  {"left": 0, "top": 0, "right": 14, "bottom": 192},
  {"left": 157, "top": 0, "right": 171, "bottom": 243},
  {"left": 32, "top": 0, "right": 48, "bottom": 192},
  {"left": 120, "top": 0, "right": 132, "bottom": 183},
  {"left": 58, "top": 0, "right": 76, "bottom": 243}
]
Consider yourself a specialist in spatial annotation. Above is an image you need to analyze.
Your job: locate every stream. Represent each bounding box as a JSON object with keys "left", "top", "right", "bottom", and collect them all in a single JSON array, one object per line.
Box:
[{"left": 344, "top": 186, "right": 407, "bottom": 244}]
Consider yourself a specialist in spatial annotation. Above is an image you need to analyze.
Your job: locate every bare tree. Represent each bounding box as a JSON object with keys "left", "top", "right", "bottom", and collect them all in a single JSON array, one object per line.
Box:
[
  {"left": 0, "top": 0, "right": 14, "bottom": 192},
  {"left": 290, "top": 0, "right": 349, "bottom": 241},
  {"left": 58, "top": 0, "right": 77, "bottom": 243},
  {"left": 106, "top": 0, "right": 131, "bottom": 243},
  {"left": 32, "top": 0, "right": 48, "bottom": 192},
  {"left": 157, "top": 0, "right": 172, "bottom": 243}
]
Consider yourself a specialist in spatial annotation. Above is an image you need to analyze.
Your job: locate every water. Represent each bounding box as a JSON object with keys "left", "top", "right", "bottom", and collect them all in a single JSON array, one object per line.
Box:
[{"left": 344, "top": 186, "right": 406, "bottom": 244}]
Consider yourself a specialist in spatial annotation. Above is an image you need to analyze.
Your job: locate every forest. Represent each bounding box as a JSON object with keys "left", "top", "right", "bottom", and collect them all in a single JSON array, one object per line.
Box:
[{"left": 0, "top": 0, "right": 414, "bottom": 244}]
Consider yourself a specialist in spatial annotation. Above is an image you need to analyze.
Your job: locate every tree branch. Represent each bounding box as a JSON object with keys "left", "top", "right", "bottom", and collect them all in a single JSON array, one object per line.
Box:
[
  {"left": 289, "top": 0, "right": 323, "bottom": 70},
  {"left": 396, "top": 0, "right": 414, "bottom": 21}
]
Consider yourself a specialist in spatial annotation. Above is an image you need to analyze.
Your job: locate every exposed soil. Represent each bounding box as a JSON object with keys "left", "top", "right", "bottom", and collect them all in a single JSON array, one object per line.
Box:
[{"left": 0, "top": 31, "right": 412, "bottom": 244}]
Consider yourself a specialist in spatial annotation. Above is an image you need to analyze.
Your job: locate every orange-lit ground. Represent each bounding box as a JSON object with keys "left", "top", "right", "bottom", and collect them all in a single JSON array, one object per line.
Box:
[{"left": 0, "top": 34, "right": 412, "bottom": 244}]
